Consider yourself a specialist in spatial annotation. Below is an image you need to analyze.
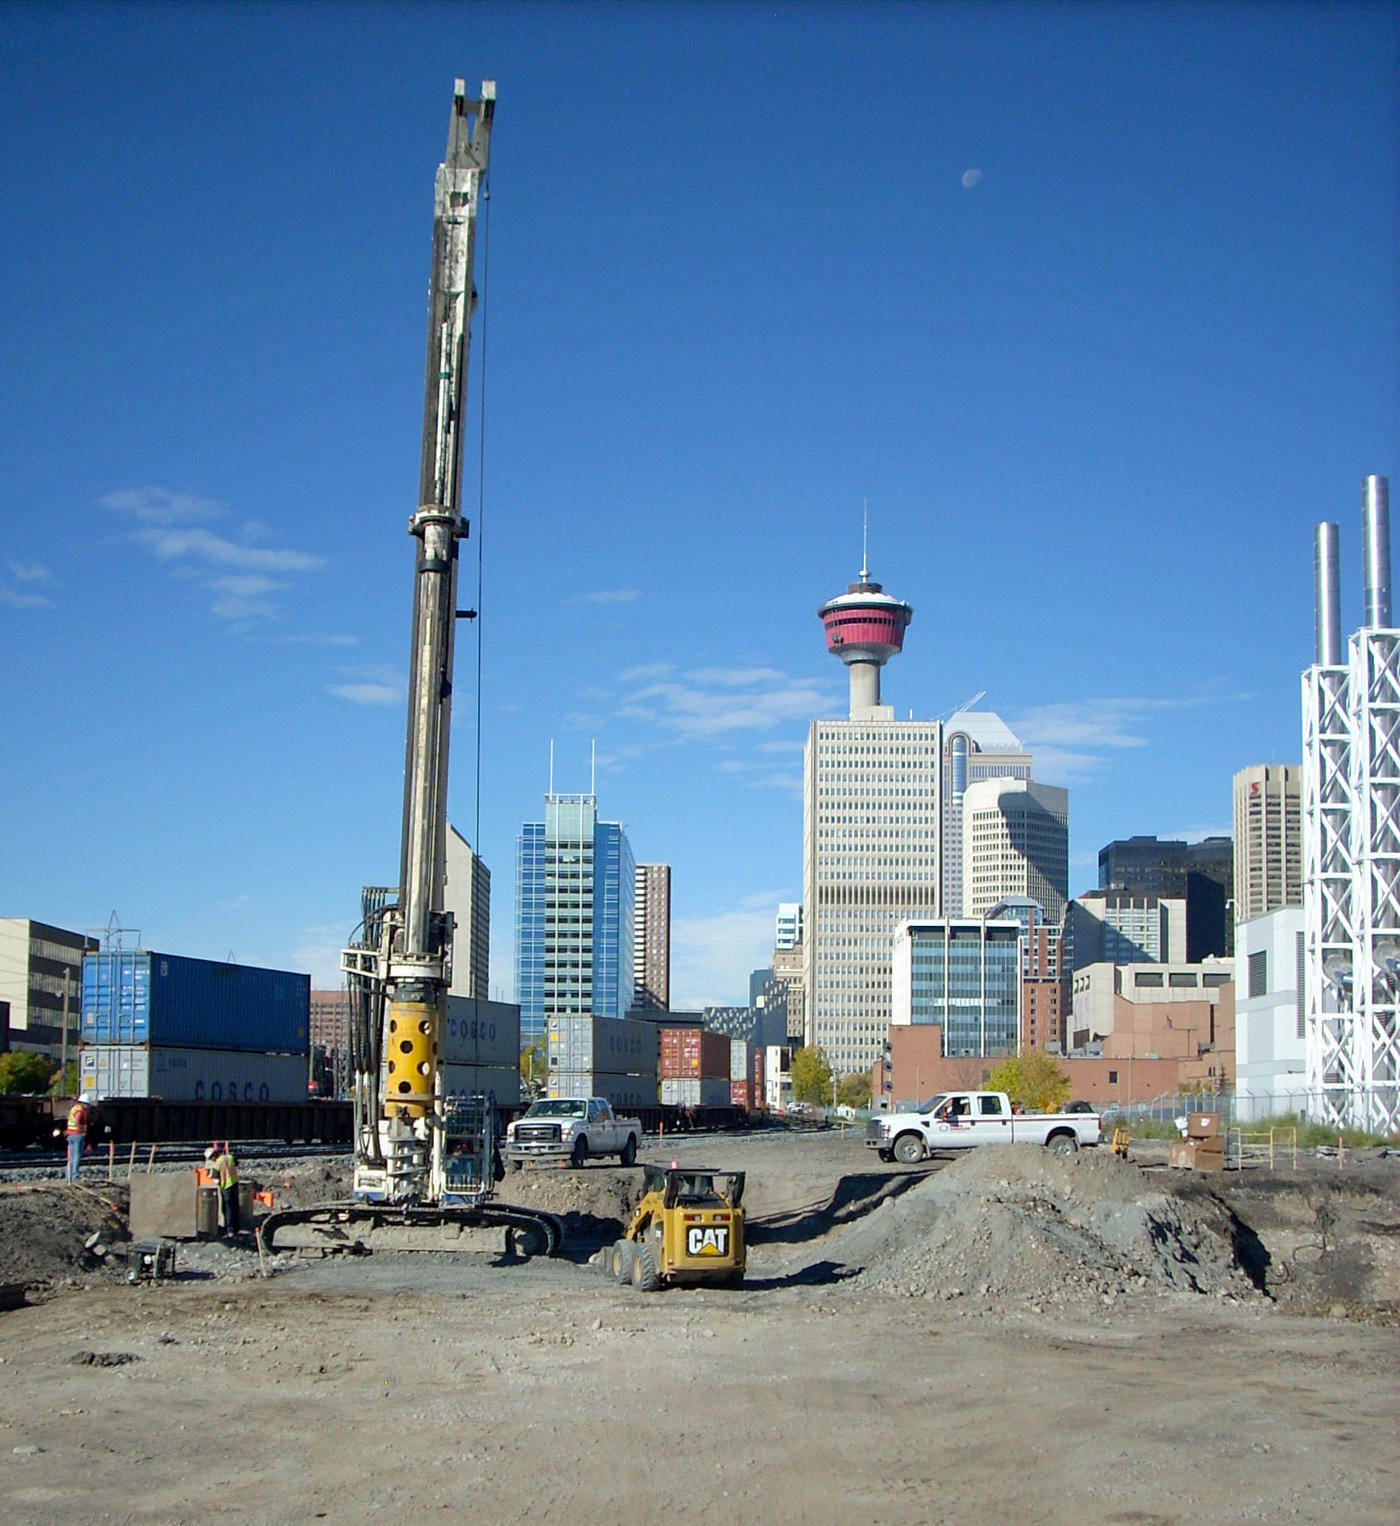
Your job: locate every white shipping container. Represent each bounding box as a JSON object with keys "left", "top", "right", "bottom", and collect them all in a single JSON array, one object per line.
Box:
[
  {"left": 660, "top": 1077, "right": 733, "bottom": 1109},
  {"left": 548, "top": 1071, "right": 658, "bottom": 1111},
  {"left": 80, "top": 1046, "right": 308, "bottom": 1103},
  {"left": 546, "top": 1015, "right": 659, "bottom": 1076},
  {"left": 730, "top": 1039, "right": 750, "bottom": 1081},
  {"left": 440, "top": 1062, "right": 520, "bottom": 1108},
  {"left": 442, "top": 998, "right": 521, "bottom": 1069}
]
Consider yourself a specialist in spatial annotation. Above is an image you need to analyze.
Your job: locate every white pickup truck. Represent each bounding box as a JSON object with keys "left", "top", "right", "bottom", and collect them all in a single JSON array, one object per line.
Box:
[
  {"left": 504, "top": 1097, "right": 642, "bottom": 1169},
  {"left": 866, "top": 1091, "right": 1101, "bottom": 1164}
]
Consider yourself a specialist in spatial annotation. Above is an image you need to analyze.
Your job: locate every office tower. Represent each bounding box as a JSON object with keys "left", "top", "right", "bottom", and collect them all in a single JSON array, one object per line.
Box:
[
  {"left": 961, "top": 778, "right": 1069, "bottom": 924},
  {"left": 444, "top": 824, "right": 490, "bottom": 1001},
  {"left": 0, "top": 919, "right": 95, "bottom": 1056},
  {"left": 515, "top": 794, "right": 636, "bottom": 1049},
  {"left": 632, "top": 863, "right": 671, "bottom": 1011},
  {"left": 1303, "top": 476, "right": 1400, "bottom": 1133},
  {"left": 989, "top": 896, "right": 1066, "bottom": 1052},
  {"left": 775, "top": 902, "right": 803, "bottom": 950},
  {"left": 1097, "top": 832, "right": 1232, "bottom": 960},
  {"left": 1063, "top": 892, "right": 1186, "bottom": 971},
  {"left": 804, "top": 561, "right": 941, "bottom": 1074},
  {"left": 771, "top": 943, "right": 806, "bottom": 1042},
  {"left": 942, "top": 713, "right": 1033, "bottom": 915},
  {"left": 891, "top": 916, "right": 1022, "bottom": 1056},
  {"left": 1233, "top": 765, "right": 1302, "bottom": 919}
]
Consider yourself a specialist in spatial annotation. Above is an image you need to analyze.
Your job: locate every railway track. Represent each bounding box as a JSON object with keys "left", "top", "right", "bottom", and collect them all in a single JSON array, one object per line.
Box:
[{"left": 0, "top": 1139, "right": 350, "bottom": 1181}]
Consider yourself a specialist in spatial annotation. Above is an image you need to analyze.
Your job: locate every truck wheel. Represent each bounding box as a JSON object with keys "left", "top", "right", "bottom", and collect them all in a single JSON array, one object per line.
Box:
[
  {"left": 631, "top": 1243, "right": 661, "bottom": 1292},
  {"left": 610, "top": 1238, "right": 636, "bottom": 1283},
  {"left": 1047, "top": 1133, "right": 1078, "bottom": 1158},
  {"left": 571, "top": 1136, "right": 588, "bottom": 1168},
  {"left": 619, "top": 1134, "right": 637, "bottom": 1167},
  {"left": 892, "top": 1133, "right": 926, "bottom": 1165}
]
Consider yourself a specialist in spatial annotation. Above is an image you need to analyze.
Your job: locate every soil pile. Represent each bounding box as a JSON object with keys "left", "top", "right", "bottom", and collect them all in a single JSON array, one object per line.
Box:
[
  {"left": 0, "top": 1183, "right": 130, "bottom": 1293},
  {"left": 827, "top": 1147, "right": 1262, "bottom": 1307}
]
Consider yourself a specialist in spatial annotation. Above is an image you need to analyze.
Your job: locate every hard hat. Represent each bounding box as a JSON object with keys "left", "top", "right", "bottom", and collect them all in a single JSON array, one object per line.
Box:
[
  {"left": 79, "top": 1090, "right": 95, "bottom": 1103},
  {"left": 205, "top": 1147, "right": 216, "bottom": 1160}
]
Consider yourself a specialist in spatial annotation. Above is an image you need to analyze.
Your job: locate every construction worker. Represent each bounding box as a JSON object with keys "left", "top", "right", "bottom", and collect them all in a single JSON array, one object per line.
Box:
[
  {"left": 64, "top": 1094, "right": 91, "bottom": 1183},
  {"left": 210, "top": 1142, "right": 240, "bottom": 1238}
]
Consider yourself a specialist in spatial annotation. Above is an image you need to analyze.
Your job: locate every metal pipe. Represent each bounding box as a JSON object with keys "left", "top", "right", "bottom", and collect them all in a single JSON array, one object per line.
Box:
[
  {"left": 1362, "top": 475, "right": 1391, "bottom": 629},
  {"left": 1314, "top": 521, "right": 1342, "bottom": 665}
]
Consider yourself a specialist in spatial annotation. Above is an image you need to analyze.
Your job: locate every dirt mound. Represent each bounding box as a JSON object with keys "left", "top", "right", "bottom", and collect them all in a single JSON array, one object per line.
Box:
[
  {"left": 0, "top": 1184, "right": 130, "bottom": 1294},
  {"left": 825, "top": 1147, "right": 1262, "bottom": 1307}
]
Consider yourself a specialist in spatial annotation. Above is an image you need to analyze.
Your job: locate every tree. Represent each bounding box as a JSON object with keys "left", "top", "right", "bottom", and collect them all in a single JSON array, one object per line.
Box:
[
  {"left": 0, "top": 1051, "right": 55, "bottom": 1096},
  {"left": 837, "top": 1070, "right": 872, "bottom": 1109},
  {"left": 518, "top": 1041, "right": 546, "bottom": 1097},
  {"left": 984, "top": 1051, "right": 1071, "bottom": 1113},
  {"left": 789, "top": 1045, "right": 832, "bottom": 1106}
]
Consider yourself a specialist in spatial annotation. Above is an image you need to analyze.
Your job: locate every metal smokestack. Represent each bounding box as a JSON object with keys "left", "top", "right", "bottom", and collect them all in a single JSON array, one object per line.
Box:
[
  {"left": 1362, "top": 474, "right": 1391, "bottom": 629},
  {"left": 1314, "top": 522, "right": 1342, "bottom": 665}
]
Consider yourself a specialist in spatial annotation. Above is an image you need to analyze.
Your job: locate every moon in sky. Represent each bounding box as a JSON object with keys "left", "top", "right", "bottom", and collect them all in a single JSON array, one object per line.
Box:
[{"left": 962, "top": 168, "right": 983, "bottom": 188}]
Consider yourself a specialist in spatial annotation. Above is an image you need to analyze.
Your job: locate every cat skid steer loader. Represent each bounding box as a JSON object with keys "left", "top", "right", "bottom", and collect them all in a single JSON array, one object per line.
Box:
[{"left": 607, "top": 1163, "right": 746, "bottom": 1290}]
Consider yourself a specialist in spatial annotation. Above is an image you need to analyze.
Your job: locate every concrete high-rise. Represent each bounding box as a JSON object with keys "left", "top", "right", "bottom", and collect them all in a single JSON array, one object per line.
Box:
[
  {"left": 961, "top": 778, "right": 1069, "bottom": 924},
  {"left": 804, "top": 561, "right": 941, "bottom": 1074},
  {"left": 942, "top": 713, "right": 1033, "bottom": 916},
  {"left": 0, "top": 919, "right": 95, "bottom": 1057},
  {"left": 444, "top": 824, "right": 490, "bottom": 1001},
  {"left": 1233, "top": 765, "right": 1302, "bottom": 919},
  {"left": 515, "top": 794, "right": 636, "bottom": 1049},
  {"left": 632, "top": 862, "right": 671, "bottom": 1011}
]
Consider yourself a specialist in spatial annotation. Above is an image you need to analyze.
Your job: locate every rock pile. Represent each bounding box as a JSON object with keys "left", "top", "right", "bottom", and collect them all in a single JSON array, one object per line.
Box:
[{"left": 826, "top": 1146, "right": 1261, "bottom": 1307}]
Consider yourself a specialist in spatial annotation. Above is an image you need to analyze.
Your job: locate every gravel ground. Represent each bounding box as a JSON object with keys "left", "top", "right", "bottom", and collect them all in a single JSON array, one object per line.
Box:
[{"left": 1, "top": 1131, "right": 1396, "bottom": 1524}]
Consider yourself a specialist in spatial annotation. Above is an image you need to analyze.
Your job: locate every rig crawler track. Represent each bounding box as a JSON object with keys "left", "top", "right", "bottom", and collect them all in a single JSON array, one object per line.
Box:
[{"left": 259, "top": 1198, "right": 563, "bottom": 1257}]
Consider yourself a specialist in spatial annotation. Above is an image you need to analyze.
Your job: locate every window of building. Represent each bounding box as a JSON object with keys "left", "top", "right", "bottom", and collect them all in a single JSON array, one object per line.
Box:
[
  {"left": 1168, "top": 972, "right": 1197, "bottom": 988},
  {"left": 1108, "top": 1069, "right": 1118, "bottom": 1084},
  {"left": 1133, "top": 971, "right": 1163, "bottom": 988}
]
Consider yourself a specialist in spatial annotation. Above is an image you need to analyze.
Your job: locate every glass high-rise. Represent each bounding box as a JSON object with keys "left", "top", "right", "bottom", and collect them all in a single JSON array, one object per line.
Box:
[{"left": 515, "top": 794, "right": 635, "bottom": 1048}]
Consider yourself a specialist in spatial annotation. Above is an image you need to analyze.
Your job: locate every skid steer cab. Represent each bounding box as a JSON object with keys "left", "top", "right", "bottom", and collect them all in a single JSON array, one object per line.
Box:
[{"left": 608, "top": 1163, "right": 746, "bottom": 1291}]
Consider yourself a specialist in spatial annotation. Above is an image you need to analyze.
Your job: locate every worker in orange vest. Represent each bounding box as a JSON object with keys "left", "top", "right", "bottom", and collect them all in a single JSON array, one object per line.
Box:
[{"left": 65, "top": 1095, "right": 91, "bottom": 1184}]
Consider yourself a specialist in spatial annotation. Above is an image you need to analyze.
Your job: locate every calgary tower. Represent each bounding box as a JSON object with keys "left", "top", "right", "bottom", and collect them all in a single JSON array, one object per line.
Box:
[{"left": 818, "top": 557, "right": 913, "bottom": 718}]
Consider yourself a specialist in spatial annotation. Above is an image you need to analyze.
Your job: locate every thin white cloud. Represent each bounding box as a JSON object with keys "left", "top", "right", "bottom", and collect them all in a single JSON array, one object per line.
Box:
[
  {"left": 327, "top": 663, "right": 405, "bottom": 707},
  {"left": 99, "top": 487, "right": 222, "bottom": 525},
  {"left": 7, "top": 558, "right": 50, "bottom": 583},
  {"left": 1010, "top": 694, "right": 1251, "bottom": 785},
  {"left": 291, "top": 924, "right": 351, "bottom": 987},
  {"left": 757, "top": 740, "right": 805, "bottom": 755},
  {"left": 575, "top": 588, "right": 641, "bottom": 606},
  {"left": 671, "top": 894, "right": 788, "bottom": 1009},
  {"left": 0, "top": 586, "right": 54, "bottom": 610},
  {"left": 103, "top": 485, "right": 323, "bottom": 623},
  {"left": 626, "top": 671, "right": 830, "bottom": 739},
  {"left": 620, "top": 662, "right": 674, "bottom": 682}
]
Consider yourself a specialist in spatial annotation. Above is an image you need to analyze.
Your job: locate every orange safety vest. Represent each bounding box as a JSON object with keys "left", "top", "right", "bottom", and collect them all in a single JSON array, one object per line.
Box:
[{"left": 66, "top": 1103, "right": 88, "bottom": 1137}]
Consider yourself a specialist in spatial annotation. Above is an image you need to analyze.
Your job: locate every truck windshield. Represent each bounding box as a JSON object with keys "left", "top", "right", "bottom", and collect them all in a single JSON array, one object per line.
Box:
[
  {"left": 527, "top": 1101, "right": 586, "bottom": 1118},
  {"left": 919, "top": 1094, "right": 948, "bottom": 1114}
]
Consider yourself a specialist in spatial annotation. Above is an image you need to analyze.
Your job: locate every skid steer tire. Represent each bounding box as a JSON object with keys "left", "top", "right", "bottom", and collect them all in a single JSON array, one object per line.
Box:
[
  {"left": 610, "top": 1238, "right": 636, "bottom": 1283},
  {"left": 631, "top": 1243, "right": 661, "bottom": 1292}
]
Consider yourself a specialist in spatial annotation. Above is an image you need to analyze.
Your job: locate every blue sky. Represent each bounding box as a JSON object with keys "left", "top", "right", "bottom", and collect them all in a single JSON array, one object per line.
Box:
[{"left": 3, "top": 2, "right": 1397, "bottom": 1008}]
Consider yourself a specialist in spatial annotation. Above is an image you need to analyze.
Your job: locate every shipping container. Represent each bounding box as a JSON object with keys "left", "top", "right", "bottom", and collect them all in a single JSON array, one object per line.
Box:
[
  {"left": 660, "top": 1077, "right": 732, "bottom": 1109},
  {"left": 442, "top": 997, "right": 520, "bottom": 1069},
  {"left": 440, "top": 1062, "right": 520, "bottom": 1108},
  {"left": 546, "top": 1016, "right": 659, "bottom": 1076},
  {"left": 547, "top": 1071, "right": 659, "bottom": 1112},
  {"left": 80, "top": 1045, "right": 308, "bottom": 1103},
  {"left": 659, "top": 1026, "right": 731, "bottom": 1080},
  {"left": 729, "top": 1039, "right": 751, "bottom": 1082},
  {"left": 753, "top": 1047, "right": 766, "bottom": 1088},
  {"left": 730, "top": 1080, "right": 753, "bottom": 1109},
  {"left": 82, "top": 952, "right": 309, "bottom": 1054}
]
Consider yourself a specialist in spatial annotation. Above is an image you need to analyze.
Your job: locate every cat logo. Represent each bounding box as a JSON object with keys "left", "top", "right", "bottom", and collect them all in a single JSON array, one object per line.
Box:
[{"left": 686, "top": 1225, "right": 729, "bottom": 1257}]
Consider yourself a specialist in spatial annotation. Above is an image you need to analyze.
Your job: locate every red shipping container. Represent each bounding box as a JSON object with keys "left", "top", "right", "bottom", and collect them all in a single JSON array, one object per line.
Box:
[
  {"left": 659, "top": 1026, "right": 731, "bottom": 1079},
  {"left": 753, "top": 1048, "right": 765, "bottom": 1088},
  {"left": 730, "top": 1080, "right": 752, "bottom": 1109}
]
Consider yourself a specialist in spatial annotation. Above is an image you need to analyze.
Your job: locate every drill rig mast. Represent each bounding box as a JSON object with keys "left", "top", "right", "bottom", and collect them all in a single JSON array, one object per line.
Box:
[{"left": 264, "top": 79, "right": 557, "bottom": 1256}]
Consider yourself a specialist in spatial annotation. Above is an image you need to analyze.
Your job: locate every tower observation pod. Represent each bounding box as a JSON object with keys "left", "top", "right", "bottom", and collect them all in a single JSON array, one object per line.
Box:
[{"left": 818, "top": 565, "right": 913, "bottom": 718}]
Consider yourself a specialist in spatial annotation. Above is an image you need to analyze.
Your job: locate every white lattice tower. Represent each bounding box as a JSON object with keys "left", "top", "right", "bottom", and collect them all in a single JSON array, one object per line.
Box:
[
  {"left": 1303, "top": 663, "right": 1356, "bottom": 1126},
  {"left": 1351, "top": 629, "right": 1400, "bottom": 1132}
]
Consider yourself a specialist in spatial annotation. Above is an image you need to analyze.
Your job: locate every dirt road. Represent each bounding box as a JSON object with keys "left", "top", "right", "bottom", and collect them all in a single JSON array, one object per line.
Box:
[{"left": 1, "top": 1130, "right": 1397, "bottom": 1525}]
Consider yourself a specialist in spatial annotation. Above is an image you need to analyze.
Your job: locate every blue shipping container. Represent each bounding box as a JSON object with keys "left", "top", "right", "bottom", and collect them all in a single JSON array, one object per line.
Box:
[{"left": 82, "top": 951, "right": 309, "bottom": 1054}]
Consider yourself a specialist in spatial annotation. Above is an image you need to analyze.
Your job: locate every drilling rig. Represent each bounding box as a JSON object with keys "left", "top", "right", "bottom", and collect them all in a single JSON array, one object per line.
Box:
[{"left": 263, "top": 80, "right": 559, "bottom": 1257}]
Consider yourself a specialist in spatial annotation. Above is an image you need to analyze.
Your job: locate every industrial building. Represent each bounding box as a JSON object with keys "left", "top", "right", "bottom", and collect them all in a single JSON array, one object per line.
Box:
[
  {"left": 1302, "top": 475, "right": 1400, "bottom": 1133},
  {"left": 1234, "top": 907, "right": 1306, "bottom": 1121}
]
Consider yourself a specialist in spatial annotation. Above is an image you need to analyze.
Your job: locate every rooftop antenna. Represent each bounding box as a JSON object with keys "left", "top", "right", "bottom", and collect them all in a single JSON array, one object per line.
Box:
[
  {"left": 590, "top": 738, "right": 596, "bottom": 796},
  {"left": 548, "top": 738, "right": 554, "bottom": 796},
  {"left": 861, "top": 498, "right": 869, "bottom": 581}
]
